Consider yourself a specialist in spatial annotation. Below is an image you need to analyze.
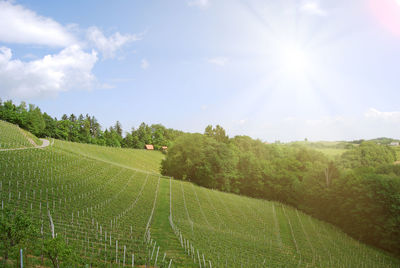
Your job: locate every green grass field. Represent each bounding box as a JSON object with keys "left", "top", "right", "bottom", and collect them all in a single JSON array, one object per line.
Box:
[
  {"left": 289, "top": 140, "right": 350, "bottom": 159},
  {"left": 0, "top": 122, "right": 399, "bottom": 267},
  {"left": 313, "top": 147, "right": 347, "bottom": 158}
]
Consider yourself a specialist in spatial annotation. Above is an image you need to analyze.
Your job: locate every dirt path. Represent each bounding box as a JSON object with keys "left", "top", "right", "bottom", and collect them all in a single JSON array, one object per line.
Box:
[{"left": 0, "top": 138, "right": 51, "bottom": 152}]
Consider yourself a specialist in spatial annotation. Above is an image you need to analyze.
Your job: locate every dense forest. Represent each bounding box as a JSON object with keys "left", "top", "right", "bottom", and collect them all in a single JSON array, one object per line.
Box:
[
  {"left": 0, "top": 99, "right": 183, "bottom": 149},
  {"left": 161, "top": 126, "right": 400, "bottom": 256}
]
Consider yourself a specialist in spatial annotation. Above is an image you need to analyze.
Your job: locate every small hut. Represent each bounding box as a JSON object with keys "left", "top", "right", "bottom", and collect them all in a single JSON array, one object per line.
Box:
[{"left": 145, "top": 144, "right": 154, "bottom": 150}]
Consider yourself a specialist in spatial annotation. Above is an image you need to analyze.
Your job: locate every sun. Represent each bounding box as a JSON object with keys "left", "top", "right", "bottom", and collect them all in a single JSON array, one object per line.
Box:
[
  {"left": 278, "top": 44, "right": 311, "bottom": 78},
  {"left": 282, "top": 45, "right": 309, "bottom": 74}
]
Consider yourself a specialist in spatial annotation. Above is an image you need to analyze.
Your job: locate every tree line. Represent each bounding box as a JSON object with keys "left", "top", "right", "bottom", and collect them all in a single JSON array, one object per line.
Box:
[
  {"left": 0, "top": 99, "right": 184, "bottom": 150},
  {"left": 161, "top": 125, "right": 400, "bottom": 256}
]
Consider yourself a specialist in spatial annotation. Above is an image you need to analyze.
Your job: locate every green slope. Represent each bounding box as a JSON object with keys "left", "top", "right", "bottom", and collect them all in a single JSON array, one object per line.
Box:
[
  {"left": 54, "top": 139, "right": 164, "bottom": 174},
  {"left": 0, "top": 124, "right": 399, "bottom": 267},
  {"left": 0, "top": 120, "right": 40, "bottom": 149},
  {"left": 170, "top": 180, "right": 399, "bottom": 267}
]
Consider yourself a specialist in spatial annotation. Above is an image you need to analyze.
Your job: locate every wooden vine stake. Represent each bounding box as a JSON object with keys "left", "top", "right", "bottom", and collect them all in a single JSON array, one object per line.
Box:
[
  {"left": 115, "top": 240, "right": 118, "bottom": 264},
  {"left": 123, "top": 245, "right": 126, "bottom": 266},
  {"left": 154, "top": 246, "right": 159, "bottom": 267}
]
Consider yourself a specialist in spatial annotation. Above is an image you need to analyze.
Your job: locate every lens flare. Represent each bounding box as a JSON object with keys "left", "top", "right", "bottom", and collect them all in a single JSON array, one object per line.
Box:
[{"left": 369, "top": 0, "right": 400, "bottom": 36}]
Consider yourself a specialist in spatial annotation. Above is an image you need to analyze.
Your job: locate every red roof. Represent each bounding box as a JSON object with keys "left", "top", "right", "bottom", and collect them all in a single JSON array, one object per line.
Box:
[{"left": 145, "top": 144, "right": 154, "bottom": 150}]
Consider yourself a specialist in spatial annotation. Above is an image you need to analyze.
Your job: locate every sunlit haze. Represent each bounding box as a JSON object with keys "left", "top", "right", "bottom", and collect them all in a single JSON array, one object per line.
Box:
[{"left": 1, "top": 0, "right": 400, "bottom": 142}]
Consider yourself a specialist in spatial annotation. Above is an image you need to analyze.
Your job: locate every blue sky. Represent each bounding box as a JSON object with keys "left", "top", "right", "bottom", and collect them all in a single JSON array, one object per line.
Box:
[{"left": 1, "top": 0, "right": 400, "bottom": 142}]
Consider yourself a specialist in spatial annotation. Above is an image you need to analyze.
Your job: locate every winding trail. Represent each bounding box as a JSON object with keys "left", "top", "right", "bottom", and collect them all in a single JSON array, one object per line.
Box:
[{"left": 0, "top": 138, "right": 50, "bottom": 152}]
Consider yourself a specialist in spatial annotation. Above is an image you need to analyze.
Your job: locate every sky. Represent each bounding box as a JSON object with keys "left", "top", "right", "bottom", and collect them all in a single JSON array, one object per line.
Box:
[{"left": 1, "top": 0, "right": 400, "bottom": 142}]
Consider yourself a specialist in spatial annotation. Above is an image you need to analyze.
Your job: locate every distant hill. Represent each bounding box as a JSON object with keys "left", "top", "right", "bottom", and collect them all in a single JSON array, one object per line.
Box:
[{"left": 350, "top": 137, "right": 400, "bottom": 145}]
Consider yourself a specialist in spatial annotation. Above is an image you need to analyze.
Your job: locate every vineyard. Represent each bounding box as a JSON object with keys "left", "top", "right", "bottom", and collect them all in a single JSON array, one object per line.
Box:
[
  {"left": 1, "top": 122, "right": 399, "bottom": 267},
  {"left": 0, "top": 120, "right": 42, "bottom": 149},
  {"left": 54, "top": 139, "right": 164, "bottom": 174},
  {"left": 169, "top": 180, "right": 399, "bottom": 267}
]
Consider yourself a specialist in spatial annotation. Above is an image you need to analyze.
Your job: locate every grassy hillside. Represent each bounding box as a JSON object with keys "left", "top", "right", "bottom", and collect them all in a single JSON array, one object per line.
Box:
[
  {"left": 0, "top": 123, "right": 399, "bottom": 267},
  {"left": 0, "top": 120, "right": 41, "bottom": 149},
  {"left": 170, "top": 180, "right": 398, "bottom": 267},
  {"left": 313, "top": 147, "right": 347, "bottom": 158},
  {"left": 54, "top": 139, "right": 164, "bottom": 174},
  {"left": 22, "top": 128, "right": 43, "bottom": 146},
  {"left": 290, "top": 141, "right": 351, "bottom": 158}
]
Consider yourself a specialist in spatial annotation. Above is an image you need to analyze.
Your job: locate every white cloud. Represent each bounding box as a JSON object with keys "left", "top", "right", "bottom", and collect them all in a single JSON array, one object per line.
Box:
[
  {"left": 0, "top": 1, "right": 76, "bottom": 46},
  {"left": 0, "top": 45, "right": 98, "bottom": 98},
  {"left": 0, "top": 1, "right": 144, "bottom": 98},
  {"left": 141, "top": 58, "right": 149, "bottom": 69},
  {"left": 365, "top": 108, "right": 400, "bottom": 122},
  {"left": 207, "top": 57, "right": 229, "bottom": 66},
  {"left": 87, "top": 27, "right": 141, "bottom": 59},
  {"left": 300, "top": 1, "right": 327, "bottom": 16},
  {"left": 188, "top": 0, "right": 210, "bottom": 8}
]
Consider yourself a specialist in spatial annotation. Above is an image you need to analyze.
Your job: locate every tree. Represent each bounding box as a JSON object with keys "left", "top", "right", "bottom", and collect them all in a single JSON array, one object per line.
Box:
[
  {"left": 204, "top": 125, "right": 229, "bottom": 143},
  {"left": 114, "top": 121, "right": 123, "bottom": 137},
  {"left": 161, "top": 133, "right": 237, "bottom": 190},
  {"left": 0, "top": 208, "right": 37, "bottom": 263},
  {"left": 69, "top": 114, "right": 76, "bottom": 122},
  {"left": 204, "top": 125, "right": 213, "bottom": 137},
  {"left": 0, "top": 99, "right": 184, "bottom": 150},
  {"left": 78, "top": 115, "right": 91, "bottom": 143},
  {"left": 151, "top": 124, "right": 168, "bottom": 149},
  {"left": 27, "top": 105, "right": 45, "bottom": 137},
  {"left": 43, "top": 113, "right": 57, "bottom": 137},
  {"left": 136, "top": 122, "right": 152, "bottom": 145},
  {"left": 340, "top": 141, "right": 396, "bottom": 169},
  {"left": 89, "top": 116, "right": 100, "bottom": 139},
  {"left": 42, "top": 236, "right": 76, "bottom": 268},
  {"left": 16, "top": 102, "right": 28, "bottom": 128}
]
